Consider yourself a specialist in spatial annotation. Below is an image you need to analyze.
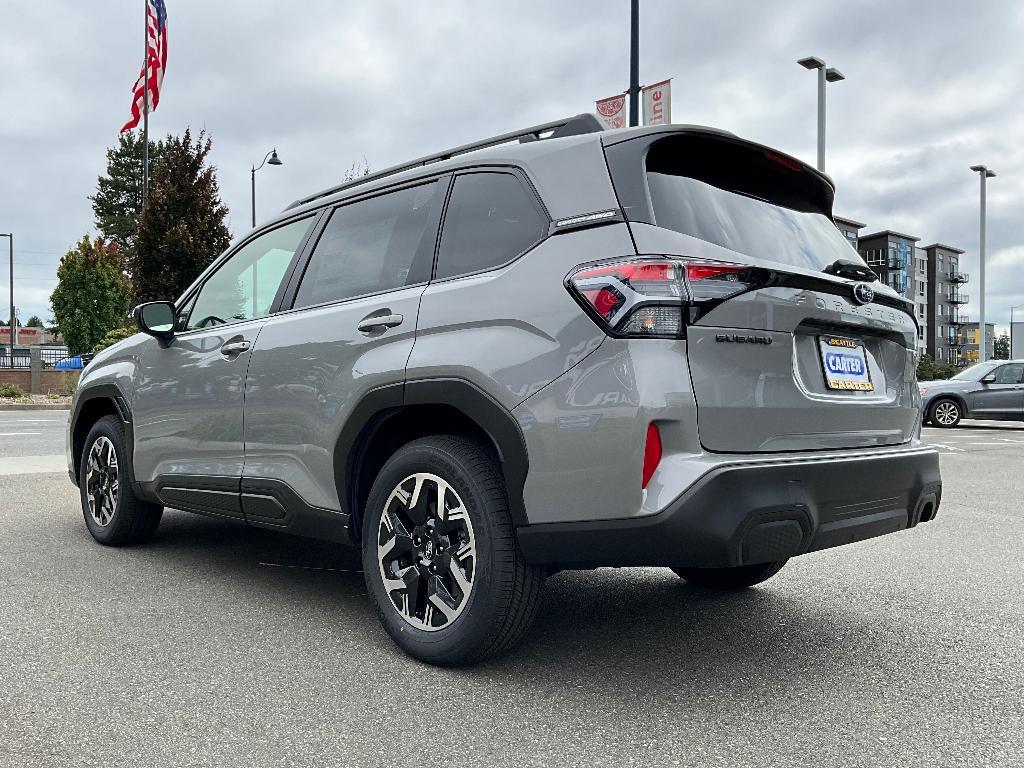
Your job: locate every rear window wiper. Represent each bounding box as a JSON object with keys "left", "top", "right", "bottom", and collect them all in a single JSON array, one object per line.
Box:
[{"left": 823, "top": 259, "right": 877, "bottom": 282}]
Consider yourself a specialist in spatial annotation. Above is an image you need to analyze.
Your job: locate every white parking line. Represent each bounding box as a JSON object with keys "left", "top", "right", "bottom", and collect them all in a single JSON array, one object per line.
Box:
[{"left": 0, "top": 432, "right": 42, "bottom": 436}]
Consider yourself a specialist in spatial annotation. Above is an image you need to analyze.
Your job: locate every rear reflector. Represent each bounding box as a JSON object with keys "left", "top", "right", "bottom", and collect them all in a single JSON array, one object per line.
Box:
[{"left": 642, "top": 423, "right": 662, "bottom": 489}]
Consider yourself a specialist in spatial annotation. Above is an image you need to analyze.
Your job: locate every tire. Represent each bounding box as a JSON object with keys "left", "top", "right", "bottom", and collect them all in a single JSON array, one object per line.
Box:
[
  {"left": 929, "top": 397, "right": 962, "bottom": 428},
  {"left": 79, "top": 415, "right": 163, "bottom": 546},
  {"left": 672, "top": 560, "right": 787, "bottom": 590},
  {"left": 361, "top": 435, "right": 544, "bottom": 666}
]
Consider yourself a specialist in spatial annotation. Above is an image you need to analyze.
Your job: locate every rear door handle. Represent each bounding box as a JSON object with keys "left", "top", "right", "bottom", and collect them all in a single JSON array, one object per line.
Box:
[
  {"left": 220, "top": 340, "right": 251, "bottom": 356},
  {"left": 356, "top": 313, "right": 404, "bottom": 332}
]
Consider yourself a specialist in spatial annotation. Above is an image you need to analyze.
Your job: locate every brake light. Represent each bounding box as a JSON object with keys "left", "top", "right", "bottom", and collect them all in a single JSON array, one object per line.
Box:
[
  {"left": 567, "top": 257, "right": 760, "bottom": 336},
  {"left": 642, "top": 423, "right": 662, "bottom": 489}
]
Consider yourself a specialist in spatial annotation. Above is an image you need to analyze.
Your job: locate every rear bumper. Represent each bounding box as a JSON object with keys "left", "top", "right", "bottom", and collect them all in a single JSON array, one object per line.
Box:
[{"left": 516, "top": 447, "right": 942, "bottom": 568}]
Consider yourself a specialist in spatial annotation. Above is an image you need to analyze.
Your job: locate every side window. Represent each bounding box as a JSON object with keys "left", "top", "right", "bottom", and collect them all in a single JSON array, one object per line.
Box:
[
  {"left": 993, "top": 364, "right": 1024, "bottom": 384},
  {"left": 293, "top": 181, "right": 441, "bottom": 309},
  {"left": 186, "top": 217, "right": 312, "bottom": 330},
  {"left": 435, "top": 172, "right": 547, "bottom": 280}
]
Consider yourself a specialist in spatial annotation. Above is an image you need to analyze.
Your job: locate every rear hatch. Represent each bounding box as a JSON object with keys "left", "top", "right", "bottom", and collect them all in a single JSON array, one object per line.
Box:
[{"left": 605, "top": 130, "right": 920, "bottom": 453}]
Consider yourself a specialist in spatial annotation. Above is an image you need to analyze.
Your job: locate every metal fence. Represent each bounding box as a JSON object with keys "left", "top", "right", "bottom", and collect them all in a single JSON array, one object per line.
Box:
[
  {"left": 41, "top": 347, "right": 70, "bottom": 367},
  {"left": 0, "top": 346, "right": 69, "bottom": 369}
]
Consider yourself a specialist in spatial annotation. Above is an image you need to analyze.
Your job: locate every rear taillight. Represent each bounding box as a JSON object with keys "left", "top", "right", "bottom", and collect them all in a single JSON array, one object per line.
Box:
[
  {"left": 642, "top": 423, "right": 662, "bottom": 489},
  {"left": 567, "top": 257, "right": 761, "bottom": 337}
]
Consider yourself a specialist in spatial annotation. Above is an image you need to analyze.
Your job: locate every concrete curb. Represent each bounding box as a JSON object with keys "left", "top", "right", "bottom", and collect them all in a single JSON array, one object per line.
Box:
[{"left": 0, "top": 403, "right": 71, "bottom": 411}]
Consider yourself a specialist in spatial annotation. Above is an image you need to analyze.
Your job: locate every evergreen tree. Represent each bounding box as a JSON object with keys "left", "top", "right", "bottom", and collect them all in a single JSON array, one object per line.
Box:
[
  {"left": 49, "top": 237, "right": 131, "bottom": 355},
  {"left": 25, "top": 315, "right": 45, "bottom": 329},
  {"left": 131, "top": 128, "right": 231, "bottom": 305},
  {"left": 90, "top": 131, "right": 166, "bottom": 255},
  {"left": 994, "top": 331, "right": 1010, "bottom": 360}
]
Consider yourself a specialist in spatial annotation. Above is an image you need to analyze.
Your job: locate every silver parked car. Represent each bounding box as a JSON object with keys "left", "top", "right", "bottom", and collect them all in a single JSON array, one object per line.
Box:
[
  {"left": 67, "top": 115, "right": 942, "bottom": 665},
  {"left": 920, "top": 360, "right": 1024, "bottom": 427}
]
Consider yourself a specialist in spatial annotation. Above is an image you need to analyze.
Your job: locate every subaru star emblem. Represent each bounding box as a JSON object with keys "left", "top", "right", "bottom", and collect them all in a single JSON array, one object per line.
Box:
[{"left": 852, "top": 282, "right": 875, "bottom": 305}]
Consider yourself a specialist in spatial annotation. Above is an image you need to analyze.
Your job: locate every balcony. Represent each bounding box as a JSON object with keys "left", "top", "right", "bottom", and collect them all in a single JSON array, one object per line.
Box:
[
  {"left": 949, "top": 312, "right": 969, "bottom": 326},
  {"left": 948, "top": 291, "right": 969, "bottom": 305},
  {"left": 948, "top": 271, "right": 969, "bottom": 283}
]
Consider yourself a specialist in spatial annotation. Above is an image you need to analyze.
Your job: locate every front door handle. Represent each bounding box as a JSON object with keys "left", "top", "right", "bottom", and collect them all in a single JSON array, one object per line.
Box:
[
  {"left": 220, "top": 340, "right": 251, "bottom": 356},
  {"left": 356, "top": 313, "right": 404, "bottom": 332}
]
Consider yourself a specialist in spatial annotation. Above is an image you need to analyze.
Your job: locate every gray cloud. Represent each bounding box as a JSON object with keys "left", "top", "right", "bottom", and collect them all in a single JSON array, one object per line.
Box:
[{"left": 1, "top": 0, "right": 1021, "bottom": 329}]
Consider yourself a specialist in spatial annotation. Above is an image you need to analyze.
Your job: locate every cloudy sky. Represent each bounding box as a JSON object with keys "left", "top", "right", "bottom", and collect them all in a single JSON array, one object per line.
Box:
[{"left": 1, "top": 0, "right": 1021, "bottom": 329}]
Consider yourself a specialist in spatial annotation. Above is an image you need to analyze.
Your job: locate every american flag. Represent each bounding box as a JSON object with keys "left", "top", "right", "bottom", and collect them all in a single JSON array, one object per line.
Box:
[{"left": 120, "top": 0, "right": 168, "bottom": 133}]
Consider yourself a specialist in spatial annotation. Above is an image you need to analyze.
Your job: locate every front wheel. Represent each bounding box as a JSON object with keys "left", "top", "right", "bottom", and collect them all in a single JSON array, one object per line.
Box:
[
  {"left": 362, "top": 435, "right": 544, "bottom": 666},
  {"left": 929, "top": 398, "right": 962, "bottom": 428},
  {"left": 79, "top": 415, "right": 163, "bottom": 546},
  {"left": 672, "top": 560, "right": 787, "bottom": 590}
]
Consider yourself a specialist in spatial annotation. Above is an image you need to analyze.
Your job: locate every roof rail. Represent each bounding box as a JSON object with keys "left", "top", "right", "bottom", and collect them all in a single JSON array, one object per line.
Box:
[{"left": 286, "top": 113, "right": 604, "bottom": 210}]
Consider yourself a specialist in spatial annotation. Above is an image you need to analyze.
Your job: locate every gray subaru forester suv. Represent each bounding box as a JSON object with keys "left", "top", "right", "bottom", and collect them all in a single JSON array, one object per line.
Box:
[{"left": 68, "top": 115, "right": 942, "bottom": 665}]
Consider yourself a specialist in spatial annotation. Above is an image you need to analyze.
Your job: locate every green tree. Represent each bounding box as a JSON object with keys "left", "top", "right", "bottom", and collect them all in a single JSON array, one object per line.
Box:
[
  {"left": 994, "top": 331, "right": 1010, "bottom": 360},
  {"left": 131, "top": 128, "right": 231, "bottom": 305},
  {"left": 90, "top": 131, "right": 166, "bottom": 255},
  {"left": 25, "top": 315, "right": 44, "bottom": 329},
  {"left": 49, "top": 236, "right": 131, "bottom": 355}
]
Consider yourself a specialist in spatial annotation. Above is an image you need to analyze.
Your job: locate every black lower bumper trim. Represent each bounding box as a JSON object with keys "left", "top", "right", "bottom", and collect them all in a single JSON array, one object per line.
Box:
[{"left": 516, "top": 448, "right": 942, "bottom": 569}]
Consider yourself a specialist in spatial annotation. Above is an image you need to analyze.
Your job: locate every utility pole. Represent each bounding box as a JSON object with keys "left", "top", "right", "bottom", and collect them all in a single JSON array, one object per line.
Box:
[
  {"left": 0, "top": 233, "right": 12, "bottom": 366},
  {"left": 970, "top": 165, "right": 996, "bottom": 361},
  {"left": 629, "top": 0, "right": 640, "bottom": 127}
]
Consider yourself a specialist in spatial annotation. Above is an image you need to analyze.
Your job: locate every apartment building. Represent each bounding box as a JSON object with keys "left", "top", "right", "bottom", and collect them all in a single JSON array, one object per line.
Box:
[
  {"left": 923, "top": 243, "right": 968, "bottom": 365},
  {"left": 959, "top": 322, "right": 995, "bottom": 363}
]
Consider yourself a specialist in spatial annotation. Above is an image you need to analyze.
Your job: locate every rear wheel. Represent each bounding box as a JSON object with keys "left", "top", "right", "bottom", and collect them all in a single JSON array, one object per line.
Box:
[
  {"left": 929, "top": 398, "right": 962, "bottom": 428},
  {"left": 362, "top": 435, "right": 544, "bottom": 666},
  {"left": 672, "top": 560, "right": 787, "bottom": 590},
  {"left": 79, "top": 415, "right": 163, "bottom": 546}
]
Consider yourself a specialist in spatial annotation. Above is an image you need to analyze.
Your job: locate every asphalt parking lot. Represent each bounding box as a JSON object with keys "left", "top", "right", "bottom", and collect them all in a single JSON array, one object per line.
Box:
[{"left": 1, "top": 411, "right": 1022, "bottom": 767}]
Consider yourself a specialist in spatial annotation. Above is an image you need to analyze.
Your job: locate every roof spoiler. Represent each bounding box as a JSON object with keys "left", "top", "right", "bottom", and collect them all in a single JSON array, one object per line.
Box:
[{"left": 286, "top": 113, "right": 604, "bottom": 211}]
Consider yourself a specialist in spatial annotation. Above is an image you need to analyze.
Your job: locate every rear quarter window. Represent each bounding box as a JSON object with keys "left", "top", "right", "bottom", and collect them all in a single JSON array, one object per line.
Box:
[{"left": 435, "top": 172, "right": 547, "bottom": 280}]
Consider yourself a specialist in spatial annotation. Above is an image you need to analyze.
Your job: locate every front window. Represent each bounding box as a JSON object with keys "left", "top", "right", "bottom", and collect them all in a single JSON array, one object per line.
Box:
[
  {"left": 952, "top": 361, "right": 1000, "bottom": 381},
  {"left": 186, "top": 217, "right": 313, "bottom": 330}
]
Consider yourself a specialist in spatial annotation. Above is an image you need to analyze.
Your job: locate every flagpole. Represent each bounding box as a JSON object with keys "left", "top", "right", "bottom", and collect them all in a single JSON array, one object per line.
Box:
[{"left": 142, "top": 0, "right": 149, "bottom": 210}]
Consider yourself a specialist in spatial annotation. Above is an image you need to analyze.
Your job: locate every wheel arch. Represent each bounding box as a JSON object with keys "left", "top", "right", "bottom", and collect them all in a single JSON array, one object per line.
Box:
[
  {"left": 336, "top": 378, "right": 530, "bottom": 542},
  {"left": 70, "top": 384, "right": 133, "bottom": 486}
]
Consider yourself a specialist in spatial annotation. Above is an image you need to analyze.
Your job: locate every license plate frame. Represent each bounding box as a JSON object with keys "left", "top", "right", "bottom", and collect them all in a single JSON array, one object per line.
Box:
[{"left": 818, "top": 336, "right": 874, "bottom": 392}]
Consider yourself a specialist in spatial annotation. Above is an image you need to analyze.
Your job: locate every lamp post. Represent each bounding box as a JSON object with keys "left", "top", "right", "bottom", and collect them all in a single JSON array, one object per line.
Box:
[
  {"left": 970, "top": 165, "right": 996, "bottom": 361},
  {"left": 628, "top": 0, "right": 639, "bottom": 127},
  {"left": 251, "top": 148, "right": 283, "bottom": 228},
  {"left": 797, "top": 56, "right": 845, "bottom": 172},
  {"left": 0, "top": 233, "right": 11, "bottom": 367}
]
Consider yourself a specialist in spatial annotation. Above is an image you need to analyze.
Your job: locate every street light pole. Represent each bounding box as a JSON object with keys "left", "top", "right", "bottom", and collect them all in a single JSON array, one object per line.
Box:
[
  {"left": 0, "top": 234, "right": 11, "bottom": 367},
  {"left": 797, "top": 57, "right": 845, "bottom": 173},
  {"left": 251, "top": 148, "right": 283, "bottom": 229},
  {"left": 970, "top": 165, "right": 996, "bottom": 361},
  {"left": 628, "top": 0, "right": 640, "bottom": 127}
]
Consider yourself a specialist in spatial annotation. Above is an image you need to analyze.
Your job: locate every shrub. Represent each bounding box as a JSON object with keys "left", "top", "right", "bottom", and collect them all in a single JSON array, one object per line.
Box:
[
  {"left": 0, "top": 383, "right": 26, "bottom": 399},
  {"left": 916, "top": 354, "right": 958, "bottom": 382},
  {"left": 92, "top": 326, "right": 136, "bottom": 354}
]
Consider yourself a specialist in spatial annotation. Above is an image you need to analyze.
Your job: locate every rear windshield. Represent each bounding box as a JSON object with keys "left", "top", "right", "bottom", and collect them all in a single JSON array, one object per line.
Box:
[{"left": 645, "top": 137, "right": 862, "bottom": 271}]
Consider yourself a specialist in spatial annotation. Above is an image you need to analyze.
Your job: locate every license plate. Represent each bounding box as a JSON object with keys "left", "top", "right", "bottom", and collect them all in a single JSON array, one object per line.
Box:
[{"left": 819, "top": 336, "right": 873, "bottom": 391}]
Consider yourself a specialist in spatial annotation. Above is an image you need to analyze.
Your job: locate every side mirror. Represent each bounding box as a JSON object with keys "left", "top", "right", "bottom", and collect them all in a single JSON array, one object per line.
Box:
[
  {"left": 133, "top": 302, "right": 175, "bottom": 342},
  {"left": 981, "top": 373, "right": 996, "bottom": 384}
]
